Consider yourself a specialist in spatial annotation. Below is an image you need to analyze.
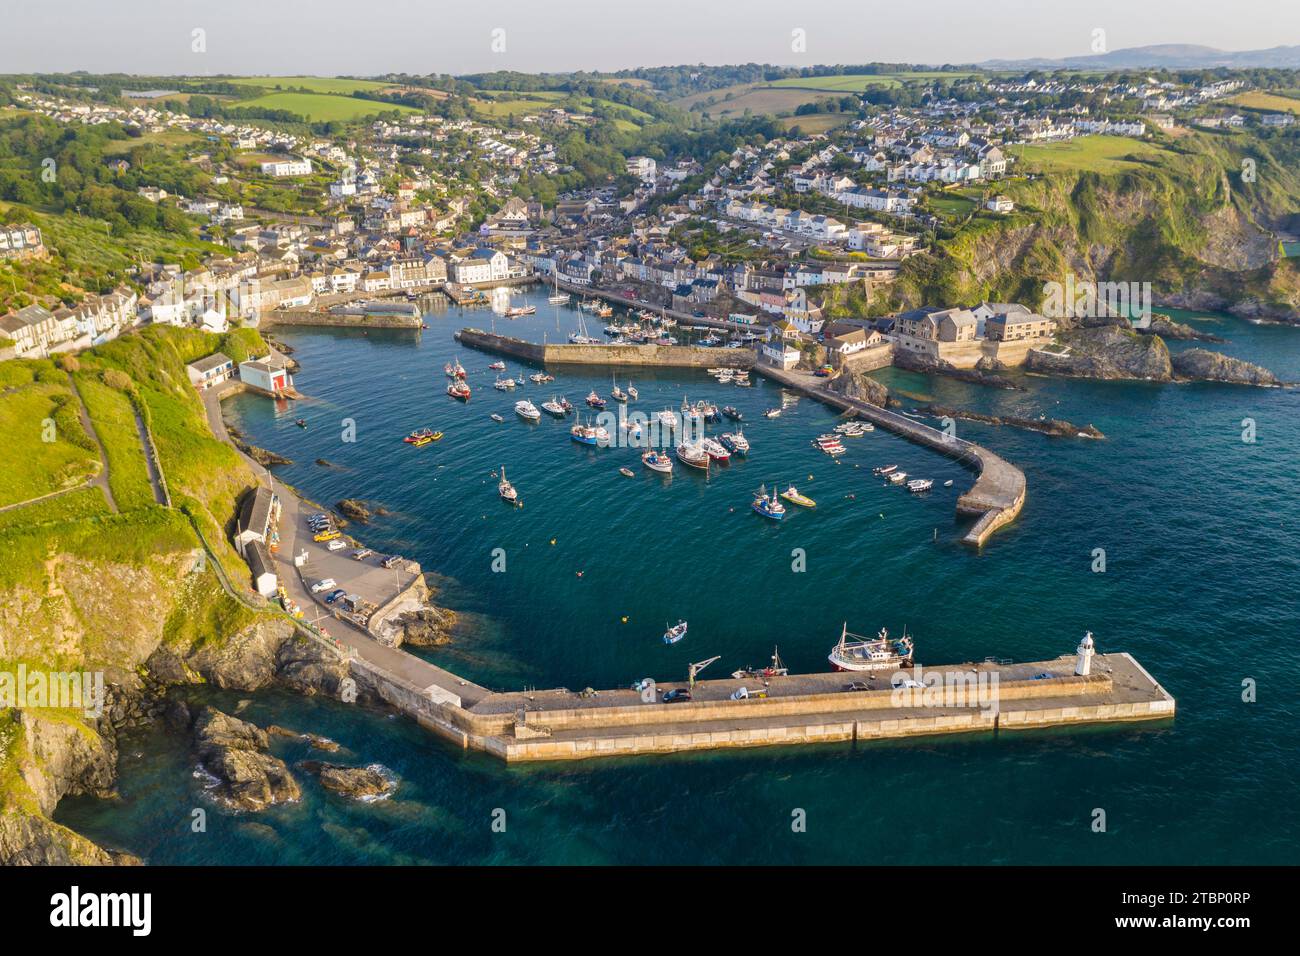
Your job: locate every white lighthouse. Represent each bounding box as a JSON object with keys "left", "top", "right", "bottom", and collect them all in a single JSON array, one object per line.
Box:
[{"left": 1075, "top": 631, "right": 1095, "bottom": 676}]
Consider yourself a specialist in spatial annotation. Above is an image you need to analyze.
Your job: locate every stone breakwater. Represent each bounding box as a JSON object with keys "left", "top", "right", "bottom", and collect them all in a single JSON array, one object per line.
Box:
[{"left": 455, "top": 328, "right": 755, "bottom": 368}]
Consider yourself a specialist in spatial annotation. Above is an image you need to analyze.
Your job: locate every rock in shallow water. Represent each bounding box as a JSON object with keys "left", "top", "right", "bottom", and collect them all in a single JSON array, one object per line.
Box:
[
  {"left": 192, "top": 708, "right": 300, "bottom": 812},
  {"left": 299, "top": 761, "right": 397, "bottom": 800}
]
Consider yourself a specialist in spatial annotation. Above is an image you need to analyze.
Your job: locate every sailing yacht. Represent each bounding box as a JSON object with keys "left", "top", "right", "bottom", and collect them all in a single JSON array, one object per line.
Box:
[
  {"left": 548, "top": 272, "right": 569, "bottom": 305},
  {"left": 498, "top": 467, "right": 519, "bottom": 504},
  {"left": 626, "top": 380, "right": 638, "bottom": 401},
  {"left": 611, "top": 375, "right": 628, "bottom": 402}
]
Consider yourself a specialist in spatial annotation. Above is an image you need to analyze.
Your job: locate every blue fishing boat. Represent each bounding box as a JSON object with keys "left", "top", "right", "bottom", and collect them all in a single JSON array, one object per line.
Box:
[
  {"left": 751, "top": 484, "right": 786, "bottom": 521},
  {"left": 663, "top": 620, "right": 688, "bottom": 644}
]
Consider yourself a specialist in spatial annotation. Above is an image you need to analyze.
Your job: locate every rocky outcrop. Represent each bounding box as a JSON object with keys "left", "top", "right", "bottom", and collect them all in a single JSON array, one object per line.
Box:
[
  {"left": 192, "top": 708, "right": 300, "bottom": 812},
  {"left": 1171, "top": 349, "right": 1282, "bottom": 386},
  {"left": 267, "top": 726, "right": 341, "bottom": 753},
  {"left": 1026, "top": 325, "right": 1173, "bottom": 381},
  {"left": 893, "top": 349, "right": 1024, "bottom": 390},
  {"left": 923, "top": 405, "right": 1105, "bottom": 439},
  {"left": 173, "top": 618, "right": 297, "bottom": 691},
  {"left": 336, "top": 499, "right": 372, "bottom": 523},
  {"left": 275, "top": 635, "right": 350, "bottom": 697},
  {"left": 393, "top": 605, "right": 458, "bottom": 648},
  {"left": 298, "top": 761, "right": 396, "bottom": 801},
  {"left": 829, "top": 368, "right": 889, "bottom": 407},
  {"left": 1141, "top": 315, "right": 1226, "bottom": 343},
  {"left": 227, "top": 427, "right": 293, "bottom": 467}
]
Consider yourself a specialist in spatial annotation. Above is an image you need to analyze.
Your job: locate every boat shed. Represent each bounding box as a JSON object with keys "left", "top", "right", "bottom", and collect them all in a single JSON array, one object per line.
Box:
[
  {"left": 246, "top": 539, "right": 278, "bottom": 598},
  {"left": 235, "top": 486, "right": 279, "bottom": 555}
]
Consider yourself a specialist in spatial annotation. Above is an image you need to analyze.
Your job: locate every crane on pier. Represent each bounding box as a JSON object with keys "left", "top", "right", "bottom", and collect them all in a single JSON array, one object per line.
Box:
[{"left": 688, "top": 656, "right": 721, "bottom": 689}]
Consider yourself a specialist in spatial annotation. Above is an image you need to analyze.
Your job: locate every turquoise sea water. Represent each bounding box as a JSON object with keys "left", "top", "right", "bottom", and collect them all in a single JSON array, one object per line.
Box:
[{"left": 57, "top": 294, "right": 1300, "bottom": 864}]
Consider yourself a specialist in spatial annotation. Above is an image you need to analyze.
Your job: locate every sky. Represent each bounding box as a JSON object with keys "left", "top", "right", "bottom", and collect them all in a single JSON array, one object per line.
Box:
[{"left": 1, "top": 0, "right": 1298, "bottom": 76}]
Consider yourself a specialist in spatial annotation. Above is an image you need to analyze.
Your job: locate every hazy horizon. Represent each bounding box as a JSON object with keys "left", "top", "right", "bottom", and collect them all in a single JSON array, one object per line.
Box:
[{"left": 2, "top": 0, "right": 1298, "bottom": 76}]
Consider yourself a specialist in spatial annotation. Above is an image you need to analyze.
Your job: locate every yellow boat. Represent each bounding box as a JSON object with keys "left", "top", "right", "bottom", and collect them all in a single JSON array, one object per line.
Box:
[
  {"left": 780, "top": 486, "right": 816, "bottom": 508},
  {"left": 410, "top": 435, "right": 434, "bottom": 447}
]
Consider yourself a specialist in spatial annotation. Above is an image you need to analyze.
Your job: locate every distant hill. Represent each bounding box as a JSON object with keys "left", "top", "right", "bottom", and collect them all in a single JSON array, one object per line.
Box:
[{"left": 980, "top": 44, "right": 1300, "bottom": 71}]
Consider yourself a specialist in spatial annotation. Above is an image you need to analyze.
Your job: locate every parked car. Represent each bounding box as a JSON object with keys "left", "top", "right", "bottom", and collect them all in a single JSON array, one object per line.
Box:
[
  {"left": 310, "top": 578, "right": 337, "bottom": 594},
  {"left": 891, "top": 675, "right": 923, "bottom": 690},
  {"left": 313, "top": 530, "right": 340, "bottom": 542},
  {"left": 323, "top": 589, "right": 346, "bottom": 604},
  {"left": 352, "top": 548, "right": 373, "bottom": 560},
  {"left": 845, "top": 681, "right": 871, "bottom": 692},
  {"left": 663, "top": 689, "right": 692, "bottom": 703},
  {"left": 327, "top": 539, "right": 348, "bottom": 551}
]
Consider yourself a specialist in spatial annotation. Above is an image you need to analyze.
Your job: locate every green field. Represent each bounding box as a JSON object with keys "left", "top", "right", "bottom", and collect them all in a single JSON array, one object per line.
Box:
[
  {"left": 224, "top": 76, "right": 395, "bottom": 94},
  {"left": 770, "top": 71, "right": 981, "bottom": 92},
  {"left": 780, "top": 113, "right": 856, "bottom": 134},
  {"left": 1014, "top": 135, "right": 1169, "bottom": 173},
  {"left": 75, "top": 375, "right": 156, "bottom": 512},
  {"left": 1229, "top": 91, "right": 1300, "bottom": 115},
  {"left": 0, "top": 372, "right": 101, "bottom": 508},
  {"left": 473, "top": 90, "right": 653, "bottom": 127},
  {"left": 234, "top": 92, "right": 419, "bottom": 122}
]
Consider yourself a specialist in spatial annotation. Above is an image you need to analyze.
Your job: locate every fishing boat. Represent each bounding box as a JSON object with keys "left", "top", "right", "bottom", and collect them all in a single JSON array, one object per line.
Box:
[
  {"left": 403, "top": 428, "right": 436, "bottom": 444},
  {"left": 488, "top": 360, "right": 507, "bottom": 371},
  {"left": 490, "top": 413, "right": 504, "bottom": 422},
  {"left": 498, "top": 467, "right": 519, "bottom": 504},
  {"left": 541, "top": 397, "right": 566, "bottom": 418},
  {"left": 559, "top": 396, "right": 574, "bottom": 413},
  {"left": 594, "top": 303, "right": 613, "bottom": 319},
  {"left": 529, "top": 371, "right": 554, "bottom": 384},
  {"left": 764, "top": 407, "right": 782, "bottom": 419},
  {"left": 663, "top": 620, "right": 688, "bottom": 645},
  {"left": 585, "top": 390, "right": 607, "bottom": 409},
  {"left": 828, "top": 624, "right": 914, "bottom": 672},
  {"left": 619, "top": 467, "right": 635, "bottom": 478},
  {"left": 780, "top": 485, "right": 816, "bottom": 508},
  {"left": 626, "top": 381, "right": 638, "bottom": 401},
  {"left": 675, "top": 442, "right": 710, "bottom": 470},
  {"left": 873, "top": 464, "right": 897, "bottom": 476},
  {"left": 611, "top": 376, "right": 628, "bottom": 402},
  {"left": 453, "top": 360, "right": 467, "bottom": 378},
  {"left": 700, "top": 401, "right": 721, "bottom": 423},
  {"left": 570, "top": 420, "right": 606, "bottom": 446},
  {"left": 656, "top": 408, "right": 679, "bottom": 430},
  {"left": 719, "top": 429, "right": 750, "bottom": 455},
  {"left": 623, "top": 418, "right": 644, "bottom": 443},
  {"left": 701, "top": 437, "right": 732, "bottom": 462},
  {"left": 504, "top": 305, "right": 536, "bottom": 317},
  {"left": 722, "top": 406, "right": 743, "bottom": 422},
  {"left": 642, "top": 449, "right": 673, "bottom": 473},
  {"left": 515, "top": 400, "right": 541, "bottom": 422},
  {"left": 907, "top": 478, "right": 934, "bottom": 493},
  {"left": 751, "top": 484, "right": 786, "bottom": 521},
  {"left": 888, "top": 471, "right": 908, "bottom": 484},
  {"left": 447, "top": 381, "right": 471, "bottom": 401},
  {"left": 494, "top": 377, "right": 515, "bottom": 391}
]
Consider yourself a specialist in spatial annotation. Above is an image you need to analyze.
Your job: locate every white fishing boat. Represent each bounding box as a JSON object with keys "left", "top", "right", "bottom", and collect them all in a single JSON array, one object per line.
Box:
[
  {"left": 701, "top": 437, "right": 732, "bottom": 462},
  {"left": 642, "top": 449, "right": 673, "bottom": 473},
  {"left": 515, "top": 400, "right": 541, "bottom": 422},
  {"left": 657, "top": 408, "right": 679, "bottom": 430},
  {"left": 529, "top": 371, "right": 554, "bottom": 384},
  {"left": 907, "top": 478, "right": 934, "bottom": 493},
  {"left": 828, "top": 624, "right": 914, "bottom": 672},
  {"left": 719, "top": 429, "right": 750, "bottom": 455},
  {"left": 498, "top": 467, "right": 519, "bottom": 503},
  {"left": 764, "top": 407, "right": 781, "bottom": 419},
  {"left": 541, "top": 397, "right": 566, "bottom": 418},
  {"left": 611, "top": 375, "right": 628, "bottom": 402},
  {"left": 494, "top": 377, "right": 516, "bottom": 391},
  {"left": 888, "top": 471, "right": 908, "bottom": 484}
]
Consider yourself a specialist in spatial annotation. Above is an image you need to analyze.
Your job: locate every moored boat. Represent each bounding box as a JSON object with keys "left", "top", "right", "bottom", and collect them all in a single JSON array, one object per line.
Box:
[
  {"left": 764, "top": 407, "right": 781, "bottom": 418},
  {"left": 780, "top": 485, "right": 816, "bottom": 508},
  {"left": 722, "top": 406, "right": 743, "bottom": 421},
  {"left": 488, "top": 360, "right": 507, "bottom": 371},
  {"left": 447, "top": 381, "right": 471, "bottom": 401},
  {"left": 626, "top": 381, "right": 638, "bottom": 401},
  {"left": 504, "top": 305, "right": 536, "bottom": 317},
  {"left": 498, "top": 466, "right": 519, "bottom": 504},
  {"left": 907, "top": 478, "right": 934, "bottom": 493},
  {"left": 751, "top": 484, "right": 786, "bottom": 521},
  {"left": 586, "top": 390, "right": 607, "bottom": 409},
  {"left": 642, "top": 449, "right": 673, "bottom": 473},
  {"left": 675, "top": 442, "right": 710, "bottom": 470},
  {"left": 828, "top": 623, "right": 914, "bottom": 672},
  {"left": 515, "top": 399, "right": 541, "bottom": 421},
  {"left": 701, "top": 437, "right": 732, "bottom": 462},
  {"left": 541, "top": 397, "right": 566, "bottom": 417},
  {"left": 719, "top": 429, "right": 750, "bottom": 455},
  {"left": 663, "top": 620, "right": 688, "bottom": 645}
]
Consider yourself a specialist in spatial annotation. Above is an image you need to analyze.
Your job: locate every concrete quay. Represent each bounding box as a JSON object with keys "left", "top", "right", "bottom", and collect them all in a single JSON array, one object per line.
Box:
[
  {"left": 455, "top": 327, "right": 756, "bottom": 369},
  {"left": 753, "top": 364, "right": 1026, "bottom": 547}
]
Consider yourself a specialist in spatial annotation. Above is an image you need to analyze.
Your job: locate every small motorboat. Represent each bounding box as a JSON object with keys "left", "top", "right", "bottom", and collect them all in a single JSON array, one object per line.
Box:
[
  {"left": 874, "top": 464, "right": 897, "bottom": 476},
  {"left": 504, "top": 306, "right": 536, "bottom": 317},
  {"left": 663, "top": 620, "right": 688, "bottom": 645},
  {"left": 627, "top": 381, "right": 639, "bottom": 401},
  {"left": 515, "top": 400, "right": 542, "bottom": 422},
  {"left": 295, "top": 418, "right": 307, "bottom": 428},
  {"left": 888, "top": 471, "right": 908, "bottom": 484},
  {"left": 404, "top": 428, "right": 435, "bottom": 444},
  {"left": 780, "top": 486, "right": 816, "bottom": 508},
  {"left": 751, "top": 485, "right": 786, "bottom": 521},
  {"left": 447, "top": 381, "right": 471, "bottom": 401},
  {"left": 763, "top": 407, "right": 781, "bottom": 419},
  {"left": 943, "top": 479, "right": 954, "bottom": 487},
  {"left": 722, "top": 406, "right": 743, "bottom": 422},
  {"left": 498, "top": 467, "right": 519, "bottom": 504},
  {"left": 611, "top": 376, "right": 628, "bottom": 402},
  {"left": 619, "top": 467, "right": 635, "bottom": 478},
  {"left": 701, "top": 437, "right": 732, "bottom": 462},
  {"left": 490, "top": 413, "right": 504, "bottom": 422},
  {"left": 907, "top": 478, "right": 934, "bottom": 493},
  {"left": 494, "top": 377, "right": 516, "bottom": 391},
  {"left": 585, "top": 390, "right": 607, "bottom": 409},
  {"left": 719, "top": 429, "right": 750, "bottom": 455},
  {"left": 488, "top": 360, "right": 507, "bottom": 371},
  {"left": 642, "top": 450, "right": 673, "bottom": 473}
]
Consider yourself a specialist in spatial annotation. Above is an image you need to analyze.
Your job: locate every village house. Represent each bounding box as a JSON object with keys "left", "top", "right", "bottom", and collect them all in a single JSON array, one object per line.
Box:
[
  {"left": 0, "top": 223, "right": 46, "bottom": 260},
  {"left": 186, "top": 352, "right": 235, "bottom": 390}
]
